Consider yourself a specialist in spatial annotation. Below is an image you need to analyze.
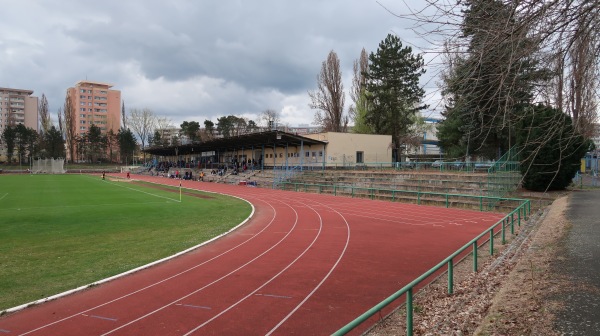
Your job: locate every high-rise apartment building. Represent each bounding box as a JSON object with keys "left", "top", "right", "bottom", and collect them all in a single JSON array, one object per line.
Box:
[
  {"left": 0, "top": 87, "right": 39, "bottom": 162},
  {"left": 0, "top": 87, "right": 39, "bottom": 132},
  {"left": 67, "top": 81, "right": 121, "bottom": 137}
]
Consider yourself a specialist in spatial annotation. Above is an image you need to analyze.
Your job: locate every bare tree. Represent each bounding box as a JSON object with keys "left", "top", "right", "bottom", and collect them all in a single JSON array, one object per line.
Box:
[
  {"left": 121, "top": 101, "right": 127, "bottom": 129},
  {"left": 308, "top": 50, "right": 348, "bottom": 132},
  {"left": 260, "top": 109, "right": 281, "bottom": 130},
  {"left": 154, "top": 116, "right": 173, "bottom": 144},
  {"left": 62, "top": 91, "right": 76, "bottom": 163},
  {"left": 38, "top": 94, "right": 51, "bottom": 135},
  {"left": 128, "top": 108, "right": 156, "bottom": 159}
]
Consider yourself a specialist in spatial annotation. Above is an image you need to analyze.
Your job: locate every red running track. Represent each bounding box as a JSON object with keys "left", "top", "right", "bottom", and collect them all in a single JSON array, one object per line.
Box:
[{"left": 0, "top": 174, "right": 505, "bottom": 335}]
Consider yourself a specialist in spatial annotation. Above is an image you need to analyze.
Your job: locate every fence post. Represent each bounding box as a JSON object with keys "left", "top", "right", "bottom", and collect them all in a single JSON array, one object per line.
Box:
[
  {"left": 473, "top": 242, "right": 478, "bottom": 271},
  {"left": 480, "top": 196, "right": 483, "bottom": 211},
  {"left": 501, "top": 218, "right": 506, "bottom": 244},
  {"left": 511, "top": 212, "right": 515, "bottom": 234},
  {"left": 518, "top": 208, "right": 521, "bottom": 226},
  {"left": 406, "top": 288, "right": 414, "bottom": 336},
  {"left": 489, "top": 230, "right": 494, "bottom": 255},
  {"left": 446, "top": 194, "right": 449, "bottom": 208},
  {"left": 448, "top": 260, "right": 454, "bottom": 294}
]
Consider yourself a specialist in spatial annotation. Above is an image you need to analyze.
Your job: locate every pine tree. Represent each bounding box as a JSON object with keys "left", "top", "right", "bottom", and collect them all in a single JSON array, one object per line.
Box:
[{"left": 365, "top": 34, "right": 427, "bottom": 161}]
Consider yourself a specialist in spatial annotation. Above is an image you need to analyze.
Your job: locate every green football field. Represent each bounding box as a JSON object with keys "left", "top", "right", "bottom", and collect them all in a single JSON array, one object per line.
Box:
[{"left": 0, "top": 174, "right": 251, "bottom": 311}]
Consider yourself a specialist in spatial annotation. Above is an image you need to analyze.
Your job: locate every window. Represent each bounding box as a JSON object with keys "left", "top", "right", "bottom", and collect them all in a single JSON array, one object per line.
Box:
[
  {"left": 305, "top": 151, "right": 310, "bottom": 157},
  {"left": 80, "top": 108, "right": 86, "bottom": 112},
  {"left": 356, "top": 151, "right": 364, "bottom": 164},
  {"left": 80, "top": 126, "right": 86, "bottom": 130},
  {"left": 80, "top": 102, "right": 86, "bottom": 106},
  {"left": 80, "top": 95, "right": 86, "bottom": 99},
  {"left": 80, "top": 89, "right": 86, "bottom": 93},
  {"left": 312, "top": 152, "right": 316, "bottom": 157},
  {"left": 319, "top": 151, "right": 323, "bottom": 157},
  {"left": 80, "top": 114, "right": 86, "bottom": 117},
  {"left": 80, "top": 120, "right": 86, "bottom": 124}
]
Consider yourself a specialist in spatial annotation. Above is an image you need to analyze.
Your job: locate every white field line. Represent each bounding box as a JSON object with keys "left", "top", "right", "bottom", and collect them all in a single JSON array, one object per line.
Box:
[
  {"left": 0, "top": 193, "right": 8, "bottom": 201},
  {"left": 97, "top": 177, "right": 182, "bottom": 203}
]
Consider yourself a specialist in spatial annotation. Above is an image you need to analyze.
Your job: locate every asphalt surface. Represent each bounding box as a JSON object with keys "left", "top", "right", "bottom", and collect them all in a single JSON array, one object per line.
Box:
[{"left": 555, "top": 190, "right": 600, "bottom": 335}]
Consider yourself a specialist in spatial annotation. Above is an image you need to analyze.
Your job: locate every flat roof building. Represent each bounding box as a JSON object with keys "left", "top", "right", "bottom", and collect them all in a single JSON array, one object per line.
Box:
[
  {"left": 0, "top": 87, "right": 39, "bottom": 161},
  {"left": 67, "top": 81, "right": 121, "bottom": 137}
]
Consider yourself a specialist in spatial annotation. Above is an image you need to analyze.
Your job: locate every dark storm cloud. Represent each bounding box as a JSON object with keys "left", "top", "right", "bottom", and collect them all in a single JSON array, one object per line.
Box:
[{"left": 0, "top": 0, "right": 429, "bottom": 126}]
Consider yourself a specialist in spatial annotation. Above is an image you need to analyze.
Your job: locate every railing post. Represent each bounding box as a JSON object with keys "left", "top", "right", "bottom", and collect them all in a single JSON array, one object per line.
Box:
[
  {"left": 334, "top": 185, "right": 337, "bottom": 196},
  {"left": 479, "top": 196, "right": 483, "bottom": 211},
  {"left": 518, "top": 208, "right": 521, "bottom": 226},
  {"left": 406, "top": 288, "right": 414, "bottom": 336},
  {"left": 511, "top": 212, "right": 515, "bottom": 234},
  {"left": 489, "top": 230, "right": 494, "bottom": 255},
  {"left": 446, "top": 194, "right": 449, "bottom": 208},
  {"left": 448, "top": 260, "right": 454, "bottom": 294},
  {"left": 473, "top": 242, "right": 478, "bottom": 272},
  {"left": 501, "top": 217, "right": 506, "bottom": 244},
  {"left": 392, "top": 190, "right": 395, "bottom": 202},
  {"left": 418, "top": 192, "right": 421, "bottom": 205}
]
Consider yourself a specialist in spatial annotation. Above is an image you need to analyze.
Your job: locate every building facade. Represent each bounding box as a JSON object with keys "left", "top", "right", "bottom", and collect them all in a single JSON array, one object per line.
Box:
[
  {"left": 67, "top": 81, "right": 121, "bottom": 137},
  {"left": 0, "top": 87, "right": 39, "bottom": 161}
]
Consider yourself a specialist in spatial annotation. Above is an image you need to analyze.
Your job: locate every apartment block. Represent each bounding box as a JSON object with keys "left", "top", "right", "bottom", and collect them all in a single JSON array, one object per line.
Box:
[
  {"left": 0, "top": 87, "right": 39, "bottom": 132},
  {"left": 67, "top": 81, "right": 121, "bottom": 136},
  {"left": 0, "top": 87, "right": 39, "bottom": 162}
]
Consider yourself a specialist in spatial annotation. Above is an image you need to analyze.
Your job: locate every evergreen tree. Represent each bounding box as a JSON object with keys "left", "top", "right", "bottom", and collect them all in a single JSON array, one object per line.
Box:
[
  {"left": 43, "top": 126, "right": 66, "bottom": 158},
  {"left": 517, "top": 104, "right": 586, "bottom": 191},
  {"left": 180, "top": 121, "right": 201, "bottom": 143},
  {"left": 118, "top": 128, "right": 138, "bottom": 164},
  {"left": 2, "top": 126, "right": 16, "bottom": 162},
  {"left": 365, "top": 34, "right": 427, "bottom": 161},
  {"left": 438, "top": 0, "right": 549, "bottom": 160}
]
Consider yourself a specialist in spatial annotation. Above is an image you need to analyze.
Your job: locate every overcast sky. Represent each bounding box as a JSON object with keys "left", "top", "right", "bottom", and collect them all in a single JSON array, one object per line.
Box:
[{"left": 0, "top": 0, "right": 441, "bottom": 128}]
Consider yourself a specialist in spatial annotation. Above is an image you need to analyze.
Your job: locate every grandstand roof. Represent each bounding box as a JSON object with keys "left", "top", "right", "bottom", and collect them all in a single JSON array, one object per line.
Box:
[{"left": 142, "top": 130, "right": 327, "bottom": 157}]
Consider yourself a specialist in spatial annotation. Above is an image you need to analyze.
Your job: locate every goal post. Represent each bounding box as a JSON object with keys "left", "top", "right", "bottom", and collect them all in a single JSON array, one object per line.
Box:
[{"left": 32, "top": 158, "right": 66, "bottom": 174}]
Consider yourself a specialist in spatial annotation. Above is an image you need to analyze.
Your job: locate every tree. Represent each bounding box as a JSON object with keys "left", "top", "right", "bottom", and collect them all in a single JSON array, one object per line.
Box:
[
  {"left": 260, "top": 109, "right": 281, "bottom": 130},
  {"left": 203, "top": 119, "right": 215, "bottom": 139},
  {"left": 85, "top": 124, "right": 106, "bottom": 162},
  {"left": 308, "top": 50, "right": 347, "bottom": 132},
  {"left": 396, "top": 0, "right": 599, "bottom": 161},
  {"left": 128, "top": 108, "right": 156, "bottom": 158},
  {"left": 118, "top": 128, "right": 137, "bottom": 164},
  {"left": 2, "top": 126, "right": 16, "bottom": 162},
  {"left": 121, "top": 101, "right": 127, "bottom": 129},
  {"left": 43, "top": 126, "right": 65, "bottom": 159},
  {"left": 14, "top": 124, "right": 38, "bottom": 164},
  {"left": 350, "top": 48, "right": 372, "bottom": 134},
  {"left": 62, "top": 91, "right": 76, "bottom": 163},
  {"left": 438, "top": 0, "right": 549, "bottom": 160},
  {"left": 365, "top": 34, "right": 427, "bottom": 161},
  {"left": 517, "top": 104, "right": 587, "bottom": 191},
  {"left": 38, "top": 94, "right": 51, "bottom": 135},
  {"left": 180, "top": 121, "right": 201, "bottom": 143},
  {"left": 154, "top": 116, "right": 173, "bottom": 146},
  {"left": 216, "top": 115, "right": 238, "bottom": 138},
  {"left": 105, "top": 129, "right": 118, "bottom": 162}
]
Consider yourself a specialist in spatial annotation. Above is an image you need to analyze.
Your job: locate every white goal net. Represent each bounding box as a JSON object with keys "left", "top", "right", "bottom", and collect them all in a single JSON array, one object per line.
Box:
[{"left": 32, "top": 158, "right": 66, "bottom": 174}]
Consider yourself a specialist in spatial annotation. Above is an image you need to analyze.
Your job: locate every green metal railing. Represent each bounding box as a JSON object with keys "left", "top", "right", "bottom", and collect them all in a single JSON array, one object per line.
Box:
[
  {"left": 487, "top": 147, "right": 521, "bottom": 208},
  {"left": 333, "top": 199, "right": 530, "bottom": 336},
  {"left": 277, "top": 182, "right": 525, "bottom": 212}
]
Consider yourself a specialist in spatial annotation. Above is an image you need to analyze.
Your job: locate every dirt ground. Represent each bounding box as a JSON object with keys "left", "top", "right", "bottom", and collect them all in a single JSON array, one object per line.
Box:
[{"left": 367, "top": 195, "right": 571, "bottom": 335}]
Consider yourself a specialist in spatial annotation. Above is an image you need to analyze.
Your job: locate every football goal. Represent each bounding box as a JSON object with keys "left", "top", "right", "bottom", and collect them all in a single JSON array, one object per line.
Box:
[{"left": 32, "top": 158, "right": 66, "bottom": 174}]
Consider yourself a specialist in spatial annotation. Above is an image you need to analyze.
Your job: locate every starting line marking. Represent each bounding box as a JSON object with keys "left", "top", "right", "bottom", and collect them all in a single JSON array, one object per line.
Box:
[
  {"left": 0, "top": 329, "right": 11, "bottom": 333},
  {"left": 82, "top": 314, "right": 118, "bottom": 322},
  {"left": 176, "top": 304, "right": 212, "bottom": 310}
]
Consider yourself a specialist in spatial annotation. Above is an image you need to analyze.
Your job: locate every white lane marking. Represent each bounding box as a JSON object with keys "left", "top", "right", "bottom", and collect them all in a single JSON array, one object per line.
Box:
[
  {"left": 0, "top": 193, "right": 8, "bottom": 201},
  {"left": 101, "top": 201, "right": 301, "bottom": 336},
  {"left": 182, "top": 201, "right": 318, "bottom": 336},
  {"left": 255, "top": 294, "right": 292, "bottom": 299},
  {"left": 266, "top": 199, "right": 351, "bottom": 336}
]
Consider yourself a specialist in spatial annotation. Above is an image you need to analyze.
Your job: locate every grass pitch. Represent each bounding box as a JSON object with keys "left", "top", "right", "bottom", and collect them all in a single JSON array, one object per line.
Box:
[{"left": 0, "top": 174, "right": 251, "bottom": 311}]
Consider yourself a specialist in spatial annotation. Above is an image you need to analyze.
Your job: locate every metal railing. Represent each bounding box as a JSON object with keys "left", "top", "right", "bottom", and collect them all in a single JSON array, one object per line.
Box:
[
  {"left": 276, "top": 182, "right": 524, "bottom": 212},
  {"left": 333, "top": 199, "right": 530, "bottom": 335}
]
